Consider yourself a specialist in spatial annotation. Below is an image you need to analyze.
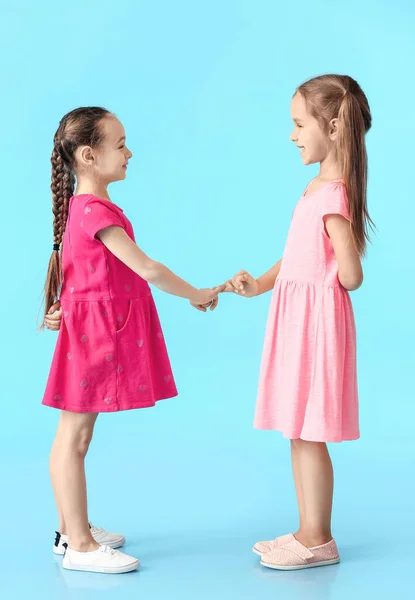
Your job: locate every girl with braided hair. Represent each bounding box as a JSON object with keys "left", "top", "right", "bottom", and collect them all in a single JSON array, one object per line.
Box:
[
  {"left": 224, "top": 74, "right": 373, "bottom": 570},
  {"left": 40, "top": 107, "right": 223, "bottom": 574}
]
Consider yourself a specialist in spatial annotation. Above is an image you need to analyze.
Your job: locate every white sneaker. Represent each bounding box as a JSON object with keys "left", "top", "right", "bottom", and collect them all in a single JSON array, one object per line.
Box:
[
  {"left": 53, "top": 523, "right": 126, "bottom": 555},
  {"left": 62, "top": 544, "right": 140, "bottom": 574}
]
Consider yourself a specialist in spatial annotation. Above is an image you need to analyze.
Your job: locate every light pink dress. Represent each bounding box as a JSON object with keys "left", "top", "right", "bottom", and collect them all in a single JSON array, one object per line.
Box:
[
  {"left": 42, "top": 194, "right": 178, "bottom": 413},
  {"left": 254, "top": 180, "right": 359, "bottom": 442}
]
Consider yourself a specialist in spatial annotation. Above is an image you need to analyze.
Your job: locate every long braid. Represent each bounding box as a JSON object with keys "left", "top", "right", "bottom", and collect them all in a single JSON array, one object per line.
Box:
[
  {"left": 39, "top": 106, "right": 110, "bottom": 330},
  {"left": 40, "top": 148, "right": 74, "bottom": 328}
]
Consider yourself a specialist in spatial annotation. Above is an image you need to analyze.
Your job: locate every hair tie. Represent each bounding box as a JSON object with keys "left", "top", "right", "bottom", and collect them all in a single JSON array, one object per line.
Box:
[{"left": 53, "top": 244, "right": 60, "bottom": 252}]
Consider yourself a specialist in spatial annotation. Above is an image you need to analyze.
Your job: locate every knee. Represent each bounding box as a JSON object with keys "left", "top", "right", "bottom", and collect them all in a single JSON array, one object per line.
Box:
[
  {"left": 62, "top": 425, "right": 94, "bottom": 457},
  {"left": 75, "top": 429, "right": 93, "bottom": 457}
]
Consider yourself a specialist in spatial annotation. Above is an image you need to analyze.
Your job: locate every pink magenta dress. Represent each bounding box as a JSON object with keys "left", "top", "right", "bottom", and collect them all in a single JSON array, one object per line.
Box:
[
  {"left": 42, "top": 194, "right": 178, "bottom": 413},
  {"left": 254, "top": 180, "right": 359, "bottom": 442}
]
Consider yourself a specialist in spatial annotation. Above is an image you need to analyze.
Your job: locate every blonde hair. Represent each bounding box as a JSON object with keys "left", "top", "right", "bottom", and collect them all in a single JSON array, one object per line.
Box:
[{"left": 297, "top": 74, "right": 373, "bottom": 256}]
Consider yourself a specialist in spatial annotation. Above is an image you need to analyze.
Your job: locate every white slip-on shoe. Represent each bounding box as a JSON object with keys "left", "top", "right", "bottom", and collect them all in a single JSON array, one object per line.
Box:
[
  {"left": 53, "top": 523, "right": 126, "bottom": 555},
  {"left": 62, "top": 544, "right": 139, "bottom": 574}
]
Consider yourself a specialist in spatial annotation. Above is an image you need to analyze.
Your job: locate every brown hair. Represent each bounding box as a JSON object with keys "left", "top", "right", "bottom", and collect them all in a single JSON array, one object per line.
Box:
[
  {"left": 40, "top": 107, "right": 111, "bottom": 328},
  {"left": 296, "top": 74, "right": 373, "bottom": 256}
]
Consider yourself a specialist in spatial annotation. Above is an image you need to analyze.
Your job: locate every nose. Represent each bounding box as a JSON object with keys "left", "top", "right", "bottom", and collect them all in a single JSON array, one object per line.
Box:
[
  {"left": 127, "top": 147, "right": 133, "bottom": 159},
  {"left": 290, "top": 130, "right": 297, "bottom": 142}
]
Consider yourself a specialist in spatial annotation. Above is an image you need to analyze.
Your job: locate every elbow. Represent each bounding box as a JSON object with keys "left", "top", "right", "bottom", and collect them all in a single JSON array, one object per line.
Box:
[
  {"left": 141, "top": 261, "right": 164, "bottom": 284},
  {"left": 339, "top": 271, "right": 363, "bottom": 291}
]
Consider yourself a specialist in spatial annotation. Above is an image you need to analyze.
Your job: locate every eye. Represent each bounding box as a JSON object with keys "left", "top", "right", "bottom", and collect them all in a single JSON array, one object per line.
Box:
[{"left": 119, "top": 144, "right": 125, "bottom": 149}]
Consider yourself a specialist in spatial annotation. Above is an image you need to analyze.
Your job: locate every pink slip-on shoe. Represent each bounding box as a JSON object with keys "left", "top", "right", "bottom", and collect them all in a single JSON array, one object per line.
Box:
[
  {"left": 260, "top": 535, "right": 340, "bottom": 570},
  {"left": 252, "top": 533, "right": 294, "bottom": 556}
]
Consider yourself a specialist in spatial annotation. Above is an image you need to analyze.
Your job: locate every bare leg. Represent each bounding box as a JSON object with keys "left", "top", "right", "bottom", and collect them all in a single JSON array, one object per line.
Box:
[
  {"left": 51, "top": 410, "right": 99, "bottom": 552},
  {"left": 50, "top": 416, "right": 66, "bottom": 533},
  {"left": 290, "top": 439, "right": 306, "bottom": 534},
  {"left": 291, "top": 438, "right": 334, "bottom": 548}
]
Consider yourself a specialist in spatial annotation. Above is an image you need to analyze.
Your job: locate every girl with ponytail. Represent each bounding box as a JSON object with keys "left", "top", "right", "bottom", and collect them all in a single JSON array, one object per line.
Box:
[{"left": 224, "top": 75, "right": 373, "bottom": 571}]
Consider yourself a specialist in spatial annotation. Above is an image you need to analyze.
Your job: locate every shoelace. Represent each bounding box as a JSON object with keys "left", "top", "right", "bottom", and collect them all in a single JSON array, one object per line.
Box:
[
  {"left": 100, "top": 545, "right": 117, "bottom": 557},
  {"left": 89, "top": 524, "right": 103, "bottom": 535}
]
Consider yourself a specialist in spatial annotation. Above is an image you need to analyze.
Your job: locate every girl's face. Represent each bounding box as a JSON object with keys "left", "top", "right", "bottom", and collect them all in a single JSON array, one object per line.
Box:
[
  {"left": 290, "top": 93, "right": 335, "bottom": 166},
  {"left": 76, "top": 115, "right": 133, "bottom": 184}
]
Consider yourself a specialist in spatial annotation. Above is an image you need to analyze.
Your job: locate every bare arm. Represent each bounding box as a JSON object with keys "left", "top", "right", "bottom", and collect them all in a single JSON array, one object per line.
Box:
[
  {"left": 256, "top": 259, "right": 282, "bottom": 295},
  {"left": 97, "top": 226, "right": 222, "bottom": 304},
  {"left": 223, "top": 259, "right": 282, "bottom": 297},
  {"left": 325, "top": 215, "right": 363, "bottom": 291}
]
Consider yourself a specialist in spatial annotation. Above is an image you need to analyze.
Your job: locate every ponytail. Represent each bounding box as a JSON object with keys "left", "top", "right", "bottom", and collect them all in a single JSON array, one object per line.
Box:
[
  {"left": 297, "top": 74, "right": 374, "bottom": 257},
  {"left": 337, "top": 91, "right": 374, "bottom": 256}
]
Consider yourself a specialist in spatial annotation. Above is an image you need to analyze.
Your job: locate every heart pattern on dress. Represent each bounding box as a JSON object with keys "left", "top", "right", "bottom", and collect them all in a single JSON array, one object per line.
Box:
[
  {"left": 53, "top": 395, "right": 61, "bottom": 402},
  {"left": 104, "top": 397, "right": 112, "bottom": 405},
  {"left": 67, "top": 353, "right": 72, "bottom": 360},
  {"left": 106, "top": 354, "right": 113, "bottom": 362},
  {"left": 84, "top": 207, "right": 92, "bottom": 214},
  {"left": 80, "top": 379, "right": 88, "bottom": 388},
  {"left": 81, "top": 335, "right": 89, "bottom": 343},
  {"left": 136, "top": 340, "right": 144, "bottom": 348}
]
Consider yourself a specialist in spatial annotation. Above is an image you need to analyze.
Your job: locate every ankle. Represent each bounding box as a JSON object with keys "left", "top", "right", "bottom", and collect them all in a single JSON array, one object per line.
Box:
[
  {"left": 68, "top": 538, "right": 99, "bottom": 553},
  {"left": 294, "top": 530, "right": 333, "bottom": 548}
]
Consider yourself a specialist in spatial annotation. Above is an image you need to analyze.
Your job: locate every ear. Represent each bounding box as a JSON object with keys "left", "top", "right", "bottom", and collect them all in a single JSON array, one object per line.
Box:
[
  {"left": 78, "top": 145, "right": 95, "bottom": 166},
  {"left": 328, "top": 118, "right": 339, "bottom": 141}
]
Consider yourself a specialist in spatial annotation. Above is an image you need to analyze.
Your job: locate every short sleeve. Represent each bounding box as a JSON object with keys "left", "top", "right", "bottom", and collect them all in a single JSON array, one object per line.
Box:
[
  {"left": 321, "top": 182, "right": 350, "bottom": 223},
  {"left": 82, "top": 198, "right": 125, "bottom": 240}
]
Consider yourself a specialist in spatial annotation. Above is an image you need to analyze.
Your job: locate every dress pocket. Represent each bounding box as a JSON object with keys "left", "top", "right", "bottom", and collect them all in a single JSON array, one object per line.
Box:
[{"left": 114, "top": 299, "right": 133, "bottom": 334}]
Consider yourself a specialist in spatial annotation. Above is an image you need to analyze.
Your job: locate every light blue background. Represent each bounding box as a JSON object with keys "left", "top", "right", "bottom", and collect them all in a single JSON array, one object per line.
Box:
[{"left": 0, "top": 0, "right": 414, "bottom": 598}]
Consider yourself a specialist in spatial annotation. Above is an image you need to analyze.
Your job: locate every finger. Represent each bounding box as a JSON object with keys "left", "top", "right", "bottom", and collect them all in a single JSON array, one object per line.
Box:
[
  {"left": 210, "top": 297, "right": 219, "bottom": 311},
  {"left": 240, "top": 272, "right": 254, "bottom": 283},
  {"left": 44, "top": 322, "right": 60, "bottom": 331},
  {"left": 46, "top": 312, "right": 62, "bottom": 322},
  {"left": 45, "top": 312, "right": 62, "bottom": 322},
  {"left": 212, "top": 284, "right": 226, "bottom": 294},
  {"left": 48, "top": 302, "right": 61, "bottom": 315},
  {"left": 191, "top": 303, "right": 206, "bottom": 312},
  {"left": 232, "top": 276, "right": 244, "bottom": 293},
  {"left": 221, "top": 280, "right": 234, "bottom": 293},
  {"left": 223, "top": 280, "right": 239, "bottom": 293}
]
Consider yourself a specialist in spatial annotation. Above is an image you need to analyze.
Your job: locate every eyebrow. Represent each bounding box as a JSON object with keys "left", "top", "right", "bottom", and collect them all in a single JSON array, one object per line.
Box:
[
  {"left": 117, "top": 136, "right": 126, "bottom": 144},
  {"left": 292, "top": 118, "right": 304, "bottom": 124}
]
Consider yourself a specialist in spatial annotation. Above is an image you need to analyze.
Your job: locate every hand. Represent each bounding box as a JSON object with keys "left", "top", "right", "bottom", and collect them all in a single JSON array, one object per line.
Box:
[
  {"left": 44, "top": 301, "right": 62, "bottom": 331},
  {"left": 190, "top": 285, "right": 225, "bottom": 312},
  {"left": 223, "top": 270, "right": 259, "bottom": 298}
]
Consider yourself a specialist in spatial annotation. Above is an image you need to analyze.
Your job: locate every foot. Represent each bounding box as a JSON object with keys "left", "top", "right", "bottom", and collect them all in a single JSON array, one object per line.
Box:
[
  {"left": 260, "top": 535, "right": 340, "bottom": 571},
  {"left": 252, "top": 533, "right": 293, "bottom": 556},
  {"left": 54, "top": 523, "right": 126, "bottom": 555},
  {"left": 62, "top": 544, "right": 139, "bottom": 574}
]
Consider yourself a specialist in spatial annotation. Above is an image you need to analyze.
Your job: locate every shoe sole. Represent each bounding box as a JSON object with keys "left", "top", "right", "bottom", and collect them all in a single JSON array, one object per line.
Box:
[
  {"left": 53, "top": 536, "right": 126, "bottom": 556},
  {"left": 62, "top": 559, "right": 140, "bottom": 574},
  {"left": 260, "top": 557, "right": 340, "bottom": 570}
]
